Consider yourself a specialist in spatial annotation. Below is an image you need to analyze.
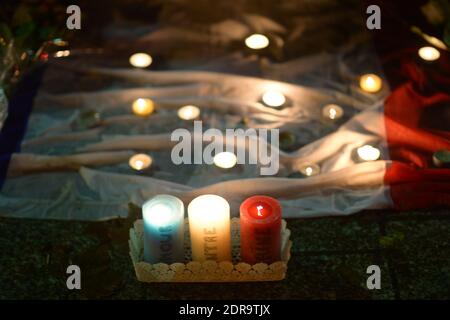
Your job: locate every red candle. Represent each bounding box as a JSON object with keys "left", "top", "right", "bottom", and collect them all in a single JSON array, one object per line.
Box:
[{"left": 240, "top": 195, "right": 282, "bottom": 264}]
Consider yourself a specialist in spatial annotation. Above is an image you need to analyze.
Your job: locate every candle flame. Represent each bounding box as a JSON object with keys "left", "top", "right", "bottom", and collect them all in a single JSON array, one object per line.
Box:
[
  {"left": 418, "top": 46, "right": 440, "bottom": 61},
  {"left": 178, "top": 105, "right": 200, "bottom": 120},
  {"left": 129, "top": 154, "right": 153, "bottom": 170},
  {"left": 256, "top": 205, "right": 264, "bottom": 217},
  {"left": 132, "top": 98, "right": 154, "bottom": 116},
  {"left": 357, "top": 145, "right": 381, "bottom": 161},
  {"left": 262, "top": 90, "right": 286, "bottom": 108},
  {"left": 245, "top": 34, "right": 269, "bottom": 49},
  {"left": 359, "top": 74, "right": 382, "bottom": 93},
  {"left": 213, "top": 152, "right": 237, "bottom": 169},
  {"left": 129, "top": 53, "right": 152, "bottom": 68}
]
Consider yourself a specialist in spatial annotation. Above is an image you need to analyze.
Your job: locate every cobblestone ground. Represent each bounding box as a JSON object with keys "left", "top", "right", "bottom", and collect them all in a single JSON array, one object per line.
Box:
[{"left": 1, "top": 207, "right": 449, "bottom": 299}]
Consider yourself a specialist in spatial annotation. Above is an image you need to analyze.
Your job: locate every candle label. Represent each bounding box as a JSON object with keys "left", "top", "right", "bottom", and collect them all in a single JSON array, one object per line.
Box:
[
  {"left": 158, "top": 226, "right": 174, "bottom": 261},
  {"left": 240, "top": 195, "right": 282, "bottom": 264},
  {"left": 203, "top": 227, "right": 218, "bottom": 261},
  {"left": 142, "top": 195, "right": 185, "bottom": 264},
  {"left": 254, "top": 228, "right": 273, "bottom": 262}
]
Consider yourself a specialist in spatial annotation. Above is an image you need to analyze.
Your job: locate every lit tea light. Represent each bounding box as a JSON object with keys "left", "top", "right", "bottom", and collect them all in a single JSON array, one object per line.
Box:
[
  {"left": 142, "top": 195, "right": 185, "bottom": 264},
  {"left": 357, "top": 145, "right": 381, "bottom": 161},
  {"left": 177, "top": 105, "right": 200, "bottom": 120},
  {"left": 245, "top": 34, "right": 270, "bottom": 49},
  {"left": 213, "top": 152, "right": 237, "bottom": 169},
  {"left": 132, "top": 98, "right": 155, "bottom": 117},
  {"left": 299, "top": 163, "right": 321, "bottom": 177},
  {"left": 322, "top": 104, "right": 344, "bottom": 120},
  {"left": 129, "top": 53, "right": 152, "bottom": 68},
  {"left": 262, "top": 90, "right": 286, "bottom": 108},
  {"left": 359, "top": 74, "right": 383, "bottom": 93},
  {"left": 129, "top": 154, "right": 153, "bottom": 171},
  {"left": 418, "top": 46, "right": 440, "bottom": 61}
]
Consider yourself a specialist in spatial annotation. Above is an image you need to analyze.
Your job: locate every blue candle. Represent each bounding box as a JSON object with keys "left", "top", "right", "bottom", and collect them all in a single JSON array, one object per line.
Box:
[{"left": 142, "top": 195, "right": 185, "bottom": 264}]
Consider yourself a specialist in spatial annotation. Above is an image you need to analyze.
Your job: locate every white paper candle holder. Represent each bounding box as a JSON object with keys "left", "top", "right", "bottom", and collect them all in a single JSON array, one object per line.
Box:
[{"left": 129, "top": 218, "right": 292, "bottom": 282}]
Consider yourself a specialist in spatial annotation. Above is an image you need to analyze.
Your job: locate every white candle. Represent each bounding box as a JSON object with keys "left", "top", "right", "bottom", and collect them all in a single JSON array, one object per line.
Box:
[
  {"left": 132, "top": 98, "right": 155, "bottom": 117},
  {"left": 177, "top": 105, "right": 200, "bottom": 120},
  {"left": 245, "top": 34, "right": 269, "bottom": 49},
  {"left": 129, "top": 53, "right": 152, "bottom": 68},
  {"left": 188, "top": 195, "right": 231, "bottom": 262},
  {"left": 418, "top": 46, "right": 440, "bottom": 61},
  {"left": 357, "top": 145, "right": 381, "bottom": 161},
  {"left": 299, "top": 163, "right": 320, "bottom": 177},
  {"left": 129, "top": 154, "right": 153, "bottom": 171},
  {"left": 142, "top": 195, "right": 185, "bottom": 264},
  {"left": 213, "top": 152, "right": 237, "bottom": 169},
  {"left": 359, "top": 74, "right": 383, "bottom": 93},
  {"left": 262, "top": 90, "right": 286, "bottom": 108},
  {"left": 322, "top": 104, "right": 343, "bottom": 120}
]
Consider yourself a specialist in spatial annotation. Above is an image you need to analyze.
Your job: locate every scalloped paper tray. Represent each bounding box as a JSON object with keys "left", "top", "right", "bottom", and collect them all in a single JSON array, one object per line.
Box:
[{"left": 129, "top": 218, "right": 292, "bottom": 282}]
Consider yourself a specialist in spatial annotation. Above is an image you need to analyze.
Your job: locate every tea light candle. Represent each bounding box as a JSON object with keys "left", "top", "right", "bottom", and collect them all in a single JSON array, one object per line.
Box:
[
  {"left": 188, "top": 195, "right": 231, "bottom": 262},
  {"left": 245, "top": 34, "right": 269, "bottom": 49},
  {"left": 240, "top": 195, "right": 282, "bottom": 264},
  {"left": 322, "top": 104, "right": 344, "bottom": 120},
  {"left": 132, "top": 98, "right": 155, "bottom": 117},
  {"left": 418, "top": 46, "right": 440, "bottom": 61},
  {"left": 129, "top": 154, "right": 153, "bottom": 171},
  {"left": 129, "top": 53, "right": 152, "bottom": 68},
  {"left": 359, "top": 74, "right": 383, "bottom": 93},
  {"left": 357, "top": 145, "right": 381, "bottom": 161},
  {"left": 262, "top": 90, "right": 286, "bottom": 108},
  {"left": 142, "top": 195, "right": 185, "bottom": 264},
  {"left": 213, "top": 152, "right": 237, "bottom": 169},
  {"left": 177, "top": 105, "right": 200, "bottom": 120},
  {"left": 299, "top": 163, "right": 320, "bottom": 177}
]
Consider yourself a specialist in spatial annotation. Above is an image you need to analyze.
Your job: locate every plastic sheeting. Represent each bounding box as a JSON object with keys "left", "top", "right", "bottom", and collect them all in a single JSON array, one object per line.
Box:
[{"left": 0, "top": 38, "right": 391, "bottom": 220}]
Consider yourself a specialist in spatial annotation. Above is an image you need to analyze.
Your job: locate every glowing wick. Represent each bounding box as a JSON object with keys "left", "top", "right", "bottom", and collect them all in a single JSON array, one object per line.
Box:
[
  {"left": 299, "top": 163, "right": 320, "bottom": 177},
  {"left": 129, "top": 154, "right": 153, "bottom": 171},
  {"left": 256, "top": 205, "right": 264, "bottom": 217},
  {"left": 322, "top": 104, "right": 344, "bottom": 120}
]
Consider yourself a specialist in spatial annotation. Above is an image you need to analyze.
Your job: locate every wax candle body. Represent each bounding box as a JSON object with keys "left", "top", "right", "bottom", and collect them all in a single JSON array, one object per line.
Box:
[
  {"left": 188, "top": 195, "right": 231, "bottom": 262},
  {"left": 143, "top": 195, "right": 185, "bottom": 264},
  {"left": 240, "top": 195, "right": 282, "bottom": 264}
]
